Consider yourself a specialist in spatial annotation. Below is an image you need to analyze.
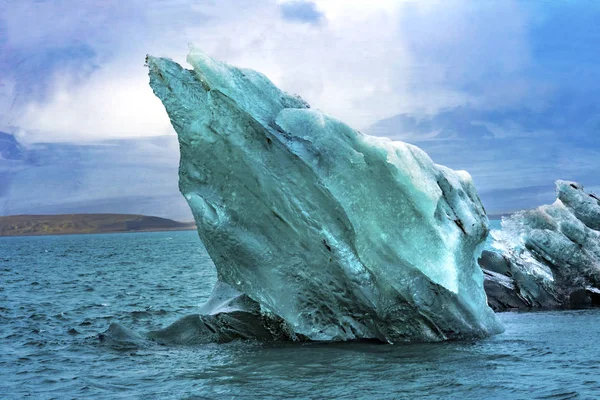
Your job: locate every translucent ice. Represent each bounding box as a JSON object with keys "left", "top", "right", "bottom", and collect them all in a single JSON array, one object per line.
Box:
[
  {"left": 147, "top": 49, "right": 502, "bottom": 342},
  {"left": 482, "top": 181, "right": 600, "bottom": 310},
  {"left": 148, "top": 282, "right": 294, "bottom": 344}
]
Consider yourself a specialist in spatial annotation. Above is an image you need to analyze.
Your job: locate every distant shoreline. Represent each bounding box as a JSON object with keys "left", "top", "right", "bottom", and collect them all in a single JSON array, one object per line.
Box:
[
  {"left": 0, "top": 227, "right": 197, "bottom": 239},
  {"left": 0, "top": 212, "right": 506, "bottom": 238},
  {"left": 0, "top": 214, "right": 196, "bottom": 237}
]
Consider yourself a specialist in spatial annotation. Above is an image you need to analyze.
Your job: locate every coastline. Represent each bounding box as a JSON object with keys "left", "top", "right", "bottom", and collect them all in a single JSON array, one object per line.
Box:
[{"left": 0, "top": 214, "right": 196, "bottom": 237}]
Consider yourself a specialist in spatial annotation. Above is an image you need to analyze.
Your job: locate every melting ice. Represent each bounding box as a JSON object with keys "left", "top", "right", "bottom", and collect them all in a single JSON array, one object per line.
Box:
[{"left": 143, "top": 49, "right": 502, "bottom": 343}]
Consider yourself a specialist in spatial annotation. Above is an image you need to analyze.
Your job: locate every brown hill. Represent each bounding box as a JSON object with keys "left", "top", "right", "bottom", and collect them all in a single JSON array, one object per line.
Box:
[{"left": 0, "top": 214, "right": 196, "bottom": 237}]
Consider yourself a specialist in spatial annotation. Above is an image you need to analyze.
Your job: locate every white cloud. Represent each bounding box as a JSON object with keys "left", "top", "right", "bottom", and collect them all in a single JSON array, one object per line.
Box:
[
  {"left": 6, "top": 0, "right": 533, "bottom": 142},
  {"left": 16, "top": 63, "right": 174, "bottom": 142}
]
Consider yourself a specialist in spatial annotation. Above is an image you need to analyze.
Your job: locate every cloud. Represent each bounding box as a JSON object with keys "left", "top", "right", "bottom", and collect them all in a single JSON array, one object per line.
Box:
[
  {"left": 0, "top": 134, "right": 192, "bottom": 220},
  {"left": 2, "top": 0, "right": 599, "bottom": 167},
  {"left": 2, "top": 0, "right": 600, "bottom": 214},
  {"left": 0, "top": 0, "right": 210, "bottom": 142},
  {"left": 0, "top": 1, "right": 134, "bottom": 106},
  {"left": 279, "top": 1, "right": 323, "bottom": 24},
  {"left": 15, "top": 62, "right": 174, "bottom": 142},
  {"left": 2, "top": 0, "right": 540, "bottom": 143}
]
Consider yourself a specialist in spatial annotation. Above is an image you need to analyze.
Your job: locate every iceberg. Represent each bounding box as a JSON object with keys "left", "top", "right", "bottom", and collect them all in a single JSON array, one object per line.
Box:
[
  {"left": 100, "top": 282, "right": 294, "bottom": 347},
  {"left": 146, "top": 49, "right": 502, "bottom": 343},
  {"left": 481, "top": 181, "right": 600, "bottom": 310},
  {"left": 148, "top": 282, "right": 295, "bottom": 344}
]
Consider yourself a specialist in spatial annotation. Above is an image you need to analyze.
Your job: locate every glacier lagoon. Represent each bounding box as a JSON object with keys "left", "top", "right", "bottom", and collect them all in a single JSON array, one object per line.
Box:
[
  {"left": 146, "top": 50, "right": 501, "bottom": 343},
  {"left": 1, "top": 231, "right": 600, "bottom": 399},
  {"left": 3, "top": 50, "right": 599, "bottom": 398}
]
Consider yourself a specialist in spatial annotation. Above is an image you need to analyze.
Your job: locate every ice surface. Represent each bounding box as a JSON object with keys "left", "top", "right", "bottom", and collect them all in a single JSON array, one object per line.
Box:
[
  {"left": 146, "top": 49, "right": 502, "bottom": 342},
  {"left": 148, "top": 282, "right": 294, "bottom": 344},
  {"left": 482, "top": 181, "right": 600, "bottom": 310},
  {"left": 99, "top": 323, "right": 150, "bottom": 349}
]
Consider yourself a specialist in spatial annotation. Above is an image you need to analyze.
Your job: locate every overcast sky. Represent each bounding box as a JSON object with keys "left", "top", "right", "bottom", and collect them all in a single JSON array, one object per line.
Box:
[
  {"left": 1, "top": 0, "right": 599, "bottom": 213},
  {"left": 1, "top": 0, "right": 597, "bottom": 141}
]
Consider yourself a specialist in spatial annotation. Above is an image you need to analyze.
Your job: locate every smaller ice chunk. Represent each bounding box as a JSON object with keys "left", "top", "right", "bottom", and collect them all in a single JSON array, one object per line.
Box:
[
  {"left": 99, "top": 323, "right": 149, "bottom": 349},
  {"left": 148, "top": 282, "right": 296, "bottom": 344},
  {"left": 481, "top": 180, "right": 600, "bottom": 310}
]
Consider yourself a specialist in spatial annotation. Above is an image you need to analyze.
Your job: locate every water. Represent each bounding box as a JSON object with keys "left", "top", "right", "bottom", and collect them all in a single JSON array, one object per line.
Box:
[{"left": 1, "top": 229, "right": 599, "bottom": 399}]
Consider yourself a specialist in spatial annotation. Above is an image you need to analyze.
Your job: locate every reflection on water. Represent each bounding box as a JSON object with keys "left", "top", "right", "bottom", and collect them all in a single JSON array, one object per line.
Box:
[{"left": 1, "top": 230, "right": 598, "bottom": 399}]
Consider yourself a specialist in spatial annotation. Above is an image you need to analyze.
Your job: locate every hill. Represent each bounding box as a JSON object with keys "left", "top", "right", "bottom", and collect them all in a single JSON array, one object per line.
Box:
[{"left": 0, "top": 214, "right": 196, "bottom": 237}]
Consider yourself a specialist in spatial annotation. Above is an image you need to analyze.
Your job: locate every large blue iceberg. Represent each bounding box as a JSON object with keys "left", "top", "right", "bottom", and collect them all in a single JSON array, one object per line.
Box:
[{"left": 146, "top": 49, "right": 502, "bottom": 343}]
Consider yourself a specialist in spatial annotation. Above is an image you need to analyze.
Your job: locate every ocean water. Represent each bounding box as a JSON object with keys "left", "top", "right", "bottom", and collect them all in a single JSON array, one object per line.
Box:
[{"left": 1, "top": 228, "right": 599, "bottom": 399}]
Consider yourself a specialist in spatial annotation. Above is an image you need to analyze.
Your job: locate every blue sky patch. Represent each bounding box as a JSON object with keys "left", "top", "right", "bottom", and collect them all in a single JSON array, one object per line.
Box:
[{"left": 279, "top": 1, "right": 323, "bottom": 24}]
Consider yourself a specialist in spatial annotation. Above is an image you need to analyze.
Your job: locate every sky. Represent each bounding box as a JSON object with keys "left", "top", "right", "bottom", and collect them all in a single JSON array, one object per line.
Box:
[{"left": 0, "top": 0, "right": 599, "bottom": 216}]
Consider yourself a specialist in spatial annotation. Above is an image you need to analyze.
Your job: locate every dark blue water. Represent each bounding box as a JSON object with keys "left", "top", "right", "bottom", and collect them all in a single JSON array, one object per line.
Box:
[{"left": 1, "top": 229, "right": 599, "bottom": 399}]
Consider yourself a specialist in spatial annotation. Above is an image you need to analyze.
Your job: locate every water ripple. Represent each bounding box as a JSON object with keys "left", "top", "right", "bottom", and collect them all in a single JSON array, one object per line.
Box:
[{"left": 1, "top": 231, "right": 599, "bottom": 399}]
